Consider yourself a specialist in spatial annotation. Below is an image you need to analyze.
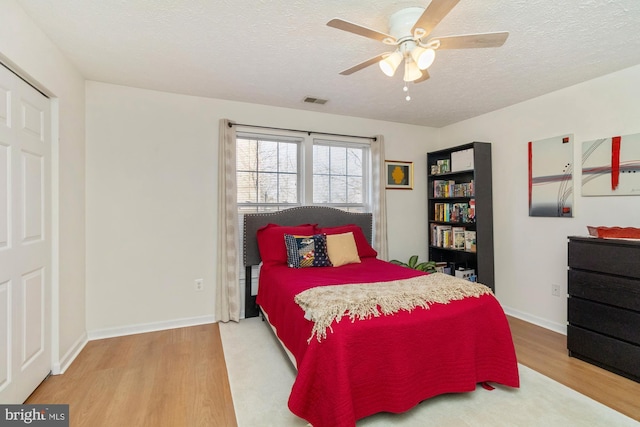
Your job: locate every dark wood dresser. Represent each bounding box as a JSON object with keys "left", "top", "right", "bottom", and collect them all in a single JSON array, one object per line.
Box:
[{"left": 567, "top": 236, "right": 640, "bottom": 382}]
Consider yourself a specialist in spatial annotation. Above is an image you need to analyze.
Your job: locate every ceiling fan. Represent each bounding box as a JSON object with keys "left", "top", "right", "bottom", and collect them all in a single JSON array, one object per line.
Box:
[{"left": 327, "top": 0, "right": 508, "bottom": 96}]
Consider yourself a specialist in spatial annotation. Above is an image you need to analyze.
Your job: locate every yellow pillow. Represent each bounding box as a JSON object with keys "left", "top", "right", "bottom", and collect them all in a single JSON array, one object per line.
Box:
[{"left": 326, "top": 232, "right": 361, "bottom": 267}]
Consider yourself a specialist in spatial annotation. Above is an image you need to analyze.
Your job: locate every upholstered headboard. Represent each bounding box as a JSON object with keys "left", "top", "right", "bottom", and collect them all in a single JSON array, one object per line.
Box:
[
  {"left": 243, "top": 206, "right": 373, "bottom": 267},
  {"left": 242, "top": 206, "right": 373, "bottom": 317}
]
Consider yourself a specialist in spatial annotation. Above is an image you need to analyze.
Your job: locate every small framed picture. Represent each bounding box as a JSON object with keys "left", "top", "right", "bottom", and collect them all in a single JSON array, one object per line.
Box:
[{"left": 385, "top": 160, "right": 413, "bottom": 190}]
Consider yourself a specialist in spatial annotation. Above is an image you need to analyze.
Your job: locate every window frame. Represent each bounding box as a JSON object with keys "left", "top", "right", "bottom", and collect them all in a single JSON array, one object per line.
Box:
[
  {"left": 310, "top": 138, "right": 370, "bottom": 211},
  {"left": 236, "top": 131, "right": 371, "bottom": 212},
  {"left": 236, "top": 131, "right": 304, "bottom": 212}
]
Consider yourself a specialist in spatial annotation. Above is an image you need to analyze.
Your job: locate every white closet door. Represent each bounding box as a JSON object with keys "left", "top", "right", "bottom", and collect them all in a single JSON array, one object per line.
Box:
[{"left": 0, "top": 64, "right": 51, "bottom": 403}]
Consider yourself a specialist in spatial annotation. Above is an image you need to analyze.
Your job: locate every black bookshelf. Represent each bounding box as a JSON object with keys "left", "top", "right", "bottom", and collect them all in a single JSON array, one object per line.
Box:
[{"left": 427, "top": 142, "right": 495, "bottom": 291}]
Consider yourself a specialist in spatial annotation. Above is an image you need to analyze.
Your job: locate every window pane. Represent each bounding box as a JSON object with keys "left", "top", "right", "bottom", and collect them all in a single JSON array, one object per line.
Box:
[
  {"left": 313, "top": 175, "right": 330, "bottom": 204},
  {"left": 257, "top": 172, "right": 278, "bottom": 203},
  {"left": 237, "top": 171, "right": 258, "bottom": 203},
  {"left": 330, "top": 175, "right": 347, "bottom": 203},
  {"left": 279, "top": 143, "right": 297, "bottom": 173},
  {"left": 258, "top": 140, "right": 278, "bottom": 172},
  {"left": 347, "top": 176, "right": 363, "bottom": 203},
  {"left": 236, "top": 138, "right": 257, "bottom": 171},
  {"left": 278, "top": 173, "right": 297, "bottom": 203},
  {"left": 330, "top": 147, "right": 346, "bottom": 175},
  {"left": 313, "top": 145, "right": 330, "bottom": 175},
  {"left": 347, "top": 148, "right": 363, "bottom": 177}
]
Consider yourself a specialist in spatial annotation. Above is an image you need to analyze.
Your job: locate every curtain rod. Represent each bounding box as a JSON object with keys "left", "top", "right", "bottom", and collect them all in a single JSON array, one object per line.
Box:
[{"left": 228, "top": 121, "right": 377, "bottom": 142}]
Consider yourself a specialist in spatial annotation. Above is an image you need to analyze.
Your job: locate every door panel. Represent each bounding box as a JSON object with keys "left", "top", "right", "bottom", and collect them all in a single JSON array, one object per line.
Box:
[
  {"left": 0, "top": 142, "right": 8, "bottom": 248},
  {"left": 0, "top": 279, "right": 9, "bottom": 391},
  {"left": 22, "top": 268, "right": 44, "bottom": 366},
  {"left": 0, "top": 64, "right": 51, "bottom": 403},
  {"left": 21, "top": 150, "right": 44, "bottom": 243}
]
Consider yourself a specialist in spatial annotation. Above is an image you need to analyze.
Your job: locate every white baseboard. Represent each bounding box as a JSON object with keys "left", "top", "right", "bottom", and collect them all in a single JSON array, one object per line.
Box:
[
  {"left": 87, "top": 315, "right": 217, "bottom": 341},
  {"left": 502, "top": 306, "right": 567, "bottom": 335},
  {"left": 52, "top": 331, "right": 88, "bottom": 375}
]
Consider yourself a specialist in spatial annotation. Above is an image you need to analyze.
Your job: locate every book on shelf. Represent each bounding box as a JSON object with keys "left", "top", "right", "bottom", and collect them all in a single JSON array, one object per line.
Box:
[
  {"left": 433, "top": 202, "right": 471, "bottom": 223},
  {"left": 431, "top": 224, "right": 453, "bottom": 248},
  {"left": 450, "top": 203, "right": 467, "bottom": 223},
  {"left": 464, "top": 230, "right": 477, "bottom": 252},
  {"left": 430, "top": 223, "right": 437, "bottom": 246},
  {"left": 440, "top": 225, "right": 453, "bottom": 248},
  {"left": 452, "top": 227, "right": 466, "bottom": 250},
  {"left": 433, "top": 179, "right": 474, "bottom": 198},
  {"left": 436, "top": 159, "right": 450, "bottom": 174},
  {"left": 469, "top": 199, "right": 476, "bottom": 222}
]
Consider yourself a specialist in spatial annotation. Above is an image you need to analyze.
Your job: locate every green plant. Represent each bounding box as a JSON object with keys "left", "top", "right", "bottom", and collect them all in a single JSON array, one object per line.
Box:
[{"left": 389, "top": 255, "right": 437, "bottom": 273}]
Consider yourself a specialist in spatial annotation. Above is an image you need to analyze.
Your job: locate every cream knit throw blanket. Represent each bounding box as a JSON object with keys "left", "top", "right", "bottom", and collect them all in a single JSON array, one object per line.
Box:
[{"left": 295, "top": 273, "right": 493, "bottom": 342}]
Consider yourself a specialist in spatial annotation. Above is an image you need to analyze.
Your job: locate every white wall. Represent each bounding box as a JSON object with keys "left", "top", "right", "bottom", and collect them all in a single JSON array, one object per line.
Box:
[
  {"left": 85, "top": 81, "right": 437, "bottom": 333},
  {"left": 0, "top": 0, "right": 86, "bottom": 369},
  {"left": 440, "top": 64, "right": 640, "bottom": 332}
]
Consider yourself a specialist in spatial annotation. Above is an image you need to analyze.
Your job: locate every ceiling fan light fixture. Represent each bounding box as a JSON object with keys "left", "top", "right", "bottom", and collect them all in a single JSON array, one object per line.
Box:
[
  {"left": 412, "top": 46, "right": 436, "bottom": 70},
  {"left": 403, "top": 60, "right": 422, "bottom": 82},
  {"left": 379, "top": 51, "right": 403, "bottom": 76},
  {"left": 327, "top": 2, "right": 510, "bottom": 101}
]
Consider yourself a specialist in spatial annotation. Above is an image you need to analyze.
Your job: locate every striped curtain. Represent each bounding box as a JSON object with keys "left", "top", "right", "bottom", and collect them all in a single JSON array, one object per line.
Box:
[
  {"left": 371, "top": 135, "right": 389, "bottom": 260},
  {"left": 215, "top": 119, "right": 241, "bottom": 322}
]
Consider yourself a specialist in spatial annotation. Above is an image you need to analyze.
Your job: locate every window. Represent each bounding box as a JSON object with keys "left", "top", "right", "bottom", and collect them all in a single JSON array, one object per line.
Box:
[
  {"left": 236, "top": 132, "right": 370, "bottom": 213},
  {"left": 312, "top": 140, "right": 367, "bottom": 212},
  {"left": 236, "top": 133, "right": 301, "bottom": 213}
]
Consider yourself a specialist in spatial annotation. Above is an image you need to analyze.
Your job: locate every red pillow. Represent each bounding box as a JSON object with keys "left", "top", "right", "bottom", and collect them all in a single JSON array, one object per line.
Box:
[
  {"left": 316, "top": 224, "right": 378, "bottom": 258},
  {"left": 256, "top": 223, "right": 316, "bottom": 265}
]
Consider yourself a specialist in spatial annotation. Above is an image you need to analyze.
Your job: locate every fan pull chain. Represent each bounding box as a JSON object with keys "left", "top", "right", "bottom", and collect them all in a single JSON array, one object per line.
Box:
[{"left": 403, "top": 84, "right": 411, "bottom": 101}]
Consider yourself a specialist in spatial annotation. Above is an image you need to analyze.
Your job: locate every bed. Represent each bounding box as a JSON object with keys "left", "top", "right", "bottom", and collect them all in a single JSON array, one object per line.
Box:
[{"left": 243, "top": 206, "right": 519, "bottom": 427}]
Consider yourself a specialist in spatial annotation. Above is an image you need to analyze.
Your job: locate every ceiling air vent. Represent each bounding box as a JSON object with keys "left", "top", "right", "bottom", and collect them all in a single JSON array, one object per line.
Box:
[{"left": 303, "top": 96, "right": 328, "bottom": 105}]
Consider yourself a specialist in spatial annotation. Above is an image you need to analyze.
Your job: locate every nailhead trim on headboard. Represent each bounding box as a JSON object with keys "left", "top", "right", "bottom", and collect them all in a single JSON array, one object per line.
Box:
[{"left": 242, "top": 206, "right": 373, "bottom": 267}]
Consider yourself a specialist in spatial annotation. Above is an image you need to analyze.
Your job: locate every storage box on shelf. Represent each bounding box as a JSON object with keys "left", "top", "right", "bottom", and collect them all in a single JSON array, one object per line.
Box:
[{"left": 427, "top": 142, "right": 494, "bottom": 291}]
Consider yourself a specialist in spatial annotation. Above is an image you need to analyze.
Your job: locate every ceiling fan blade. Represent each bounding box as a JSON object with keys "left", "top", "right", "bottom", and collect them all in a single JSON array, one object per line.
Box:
[
  {"left": 327, "top": 18, "right": 396, "bottom": 44},
  {"left": 411, "top": 0, "right": 460, "bottom": 39},
  {"left": 413, "top": 69, "right": 430, "bottom": 83},
  {"left": 434, "top": 32, "right": 509, "bottom": 49},
  {"left": 339, "top": 53, "right": 389, "bottom": 75}
]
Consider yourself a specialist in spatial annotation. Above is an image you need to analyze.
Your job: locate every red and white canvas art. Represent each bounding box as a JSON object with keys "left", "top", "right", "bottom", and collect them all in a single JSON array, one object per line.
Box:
[
  {"left": 582, "top": 133, "right": 640, "bottom": 196},
  {"left": 528, "top": 134, "right": 574, "bottom": 217}
]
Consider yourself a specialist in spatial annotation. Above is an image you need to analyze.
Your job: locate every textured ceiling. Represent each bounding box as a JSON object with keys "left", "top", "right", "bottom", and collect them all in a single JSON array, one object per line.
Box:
[{"left": 16, "top": 0, "right": 640, "bottom": 128}]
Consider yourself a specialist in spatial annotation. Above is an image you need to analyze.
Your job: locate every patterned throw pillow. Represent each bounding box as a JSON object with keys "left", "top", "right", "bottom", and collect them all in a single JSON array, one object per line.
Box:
[{"left": 284, "top": 234, "right": 333, "bottom": 268}]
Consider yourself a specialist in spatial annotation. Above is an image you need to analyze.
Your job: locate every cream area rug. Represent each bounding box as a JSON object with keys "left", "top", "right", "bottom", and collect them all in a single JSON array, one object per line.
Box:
[{"left": 219, "top": 317, "right": 638, "bottom": 427}]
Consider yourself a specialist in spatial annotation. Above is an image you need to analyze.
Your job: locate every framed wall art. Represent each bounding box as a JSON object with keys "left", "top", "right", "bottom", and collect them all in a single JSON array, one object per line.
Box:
[
  {"left": 528, "top": 134, "right": 574, "bottom": 217},
  {"left": 582, "top": 133, "right": 640, "bottom": 196},
  {"left": 385, "top": 160, "right": 413, "bottom": 190}
]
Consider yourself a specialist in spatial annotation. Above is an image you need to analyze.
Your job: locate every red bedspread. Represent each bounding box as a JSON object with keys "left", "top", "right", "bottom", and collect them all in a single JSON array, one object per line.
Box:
[{"left": 256, "top": 258, "right": 519, "bottom": 427}]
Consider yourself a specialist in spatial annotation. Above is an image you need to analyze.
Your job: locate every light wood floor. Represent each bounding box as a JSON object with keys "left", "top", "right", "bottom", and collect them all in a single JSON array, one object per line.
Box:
[
  {"left": 27, "top": 324, "right": 237, "bottom": 427},
  {"left": 507, "top": 316, "right": 640, "bottom": 422},
  {"left": 26, "top": 316, "right": 640, "bottom": 426}
]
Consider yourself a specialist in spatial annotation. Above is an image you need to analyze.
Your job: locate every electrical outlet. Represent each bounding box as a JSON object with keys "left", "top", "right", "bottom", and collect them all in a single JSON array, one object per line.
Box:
[
  {"left": 551, "top": 284, "right": 561, "bottom": 297},
  {"left": 195, "top": 279, "right": 204, "bottom": 291}
]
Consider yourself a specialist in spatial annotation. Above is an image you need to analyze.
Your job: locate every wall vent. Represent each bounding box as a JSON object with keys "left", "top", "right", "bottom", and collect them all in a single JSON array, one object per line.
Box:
[{"left": 303, "top": 96, "right": 328, "bottom": 105}]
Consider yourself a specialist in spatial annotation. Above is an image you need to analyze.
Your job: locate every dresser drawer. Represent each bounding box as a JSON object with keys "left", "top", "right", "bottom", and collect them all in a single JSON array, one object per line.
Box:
[
  {"left": 567, "top": 325, "right": 640, "bottom": 381},
  {"left": 568, "top": 270, "right": 640, "bottom": 312},
  {"left": 568, "top": 238, "right": 640, "bottom": 279},
  {"left": 568, "top": 297, "right": 640, "bottom": 346}
]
